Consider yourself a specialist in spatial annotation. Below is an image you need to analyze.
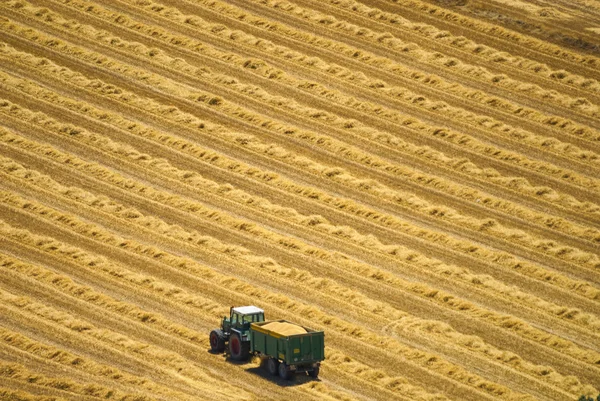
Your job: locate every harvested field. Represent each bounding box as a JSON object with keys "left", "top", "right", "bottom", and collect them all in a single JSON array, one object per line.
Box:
[{"left": 0, "top": 0, "right": 598, "bottom": 399}]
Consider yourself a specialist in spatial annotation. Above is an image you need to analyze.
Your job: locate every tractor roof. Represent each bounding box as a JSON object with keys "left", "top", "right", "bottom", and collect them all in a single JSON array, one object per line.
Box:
[{"left": 232, "top": 306, "right": 264, "bottom": 315}]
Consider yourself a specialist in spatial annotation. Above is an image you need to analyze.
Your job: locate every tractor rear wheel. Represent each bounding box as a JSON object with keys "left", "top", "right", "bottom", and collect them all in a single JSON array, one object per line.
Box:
[
  {"left": 267, "top": 358, "right": 279, "bottom": 376},
  {"left": 278, "top": 362, "right": 291, "bottom": 380},
  {"left": 229, "top": 333, "right": 249, "bottom": 361},
  {"left": 209, "top": 329, "right": 225, "bottom": 353}
]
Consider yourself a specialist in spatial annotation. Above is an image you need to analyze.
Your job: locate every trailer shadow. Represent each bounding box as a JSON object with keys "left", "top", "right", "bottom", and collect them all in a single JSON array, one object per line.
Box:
[
  {"left": 212, "top": 352, "right": 319, "bottom": 387},
  {"left": 245, "top": 364, "right": 319, "bottom": 387}
]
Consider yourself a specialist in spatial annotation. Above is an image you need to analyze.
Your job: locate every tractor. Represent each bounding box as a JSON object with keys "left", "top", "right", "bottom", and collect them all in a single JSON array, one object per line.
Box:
[{"left": 209, "top": 305, "right": 265, "bottom": 361}]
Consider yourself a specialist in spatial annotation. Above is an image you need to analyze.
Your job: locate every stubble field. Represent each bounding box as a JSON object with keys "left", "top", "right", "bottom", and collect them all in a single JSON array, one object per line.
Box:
[{"left": 0, "top": 0, "right": 599, "bottom": 400}]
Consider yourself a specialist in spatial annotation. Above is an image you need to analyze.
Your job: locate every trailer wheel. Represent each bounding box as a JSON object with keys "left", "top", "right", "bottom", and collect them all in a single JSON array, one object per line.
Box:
[
  {"left": 229, "top": 333, "right": 249, "bottom": 361},
  {"left": 267, "top": 358, "right": 279, "bottom": 376},
  {"left": 209, "top": 329, "right": 225, "bottom": 353},
  {"left": 310, "top": 365, "right": 320, "bottom": 378},
  {"left": 278, "top": 362, "right": 291, "bottom": 380}
]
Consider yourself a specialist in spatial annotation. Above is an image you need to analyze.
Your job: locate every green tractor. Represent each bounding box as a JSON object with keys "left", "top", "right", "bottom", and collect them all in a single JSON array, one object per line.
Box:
[{"left": 210, "top": 306, "right": 265, "bottom": 361}]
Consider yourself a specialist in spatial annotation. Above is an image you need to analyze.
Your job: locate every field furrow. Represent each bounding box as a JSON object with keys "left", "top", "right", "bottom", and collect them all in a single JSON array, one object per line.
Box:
[
  {"left": 8, "top": 68, "right": 600, "bottom": 264},
  {"left": 542, "top": 0, "right": 600, "bottom": 23},
  {"left": 1, "top": 70, "right": 599, "bottom": 288},
  {"left": 0, "top": 361, "right": 156, "bottom": 401},
  {"left": 421, "top": 0, "right": 600, "bottom": 56},
  {"left": 0, "top": 382, "right": 87, "bottom": 401},
  {"left": 1, "top": 145, "right": 596, "bottom": 398},
  {"left": 0, "top": 294, "right": 249, "bottom": 401},
  {"left": 3, "top": 114, "right": 600, "bottom": 340},
  {"left": 366, "top": 0, "right": 600, "bottom": 76},
  {"left": 3, "top": 52, "right": 600, "bottom": 318},
  {"left": 0, "top": 222, "right": 449, "bottom": 401},
  {"left": 0, "top": 212, "right": 502, "bottom": 400},
  {"left": 154, "top": 0, "right": 600, "bottom": 126},
  {"left": 290, "top": 0, "right": 600, "bottom": 98},
  {"left": 66, "top": 0, "right": 600, "bottom": 158},
  {"left": 0, "top": 130, "right": 596, "bottom": 396},
  {"left": 7, "top": 0, "right": 600, "bottom": 192},
  {"left": 224, "top": 0, "right": 600, "bottom": 100},
  {"left": 1, "top": 0, "right": 597, "bottom": 215},
  {"left": 44, "top": 0, "right": 600, "bottom": 147},
  {"left": 0, "top": 386, "right": 71, "bottom": 401},
  {"left": 1, "top": 12, "right": 600, "bottom": 225},
  {"left": 2, "top": 202, "right": 596, "bottom": 400},
  {"left": 0, "top": 193, "right": 584, "bottom": 396},
  {"left": 1, "top": 10, "right": 600, "bottom": 250},
  {"left": 2, "top": 42, "right": 600, "bottom": 293},
  {"left": 0, "top": 247, "right": 476, "bottom": 401},
  {"left": 0, "top": 327, "right": 201, "bottom": 401},
  {"left": 0, "top": 36, "right": 596, "bottom": 248},
  {"left": 0, "top": 113, "right": 597, "bottom": 390},
  {"left": 1, "top": 0, "right": 597, "bottom": 399}
]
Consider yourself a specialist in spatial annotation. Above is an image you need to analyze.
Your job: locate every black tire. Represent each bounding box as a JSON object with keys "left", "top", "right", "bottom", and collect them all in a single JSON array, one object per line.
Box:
[
  {"left": 310, "top": 365, "right": 320, "bottom": 378},
  {"left": 267, "top": 358, "right": 279, "bottom": 376},
  {"left": 209, "top": 329, "right": 225, "bottom": 353},
  {"left": 229, "top": 333, "right": 250, "bottom": 361},
  {"left": 278, "top": 362, "right": 291, "bottom": 380}
]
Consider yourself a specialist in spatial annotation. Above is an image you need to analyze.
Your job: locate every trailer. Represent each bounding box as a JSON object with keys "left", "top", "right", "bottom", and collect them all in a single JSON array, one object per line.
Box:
[
  {"left": 209, "top": 306, "right": 324, "bottom": 379},
  {"left": 251, "top": 320, "right": 324, "bottom": 379}
]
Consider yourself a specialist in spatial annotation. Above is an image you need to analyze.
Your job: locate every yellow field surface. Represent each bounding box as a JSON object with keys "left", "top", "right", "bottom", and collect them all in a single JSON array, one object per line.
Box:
[{"left": 0, "top": 0, "right": 599, "bottom": 399}]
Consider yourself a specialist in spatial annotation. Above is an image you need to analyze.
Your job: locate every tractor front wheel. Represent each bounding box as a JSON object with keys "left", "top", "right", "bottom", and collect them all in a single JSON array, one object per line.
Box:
[
  {"left": 229, "top": 333, "right": 249, "bottom": 361},
  {"left": 209, "top": 329, "right": 225, "bottom": 353}
]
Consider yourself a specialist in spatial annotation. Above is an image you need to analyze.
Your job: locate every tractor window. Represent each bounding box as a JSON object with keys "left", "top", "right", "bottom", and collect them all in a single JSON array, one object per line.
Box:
[
  {"left": 242, "top": 315, "right": 253, "bottom": 324},
  {"left": 256, "top": 313, "right": 265, "bottom": 322},
  {"left": 231, "top": 312, "right": 239, "bottom": 325}
]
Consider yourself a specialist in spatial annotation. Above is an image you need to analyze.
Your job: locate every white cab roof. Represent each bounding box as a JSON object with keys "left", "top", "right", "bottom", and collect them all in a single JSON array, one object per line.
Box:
[{"left": 232, "top": 306, "right": 264, "bottom": 315}]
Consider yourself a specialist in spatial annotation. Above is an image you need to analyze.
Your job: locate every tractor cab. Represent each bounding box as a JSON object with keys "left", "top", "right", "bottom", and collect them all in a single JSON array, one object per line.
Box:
[
  {"left": 210, "top": 306, "right": 265, "bottom": 361},
  {"left": 211, "top": 306, "right": 265, "bottom": 359},
  {"left": 222, "top": 306, "right": 265, "bottom": 335}
]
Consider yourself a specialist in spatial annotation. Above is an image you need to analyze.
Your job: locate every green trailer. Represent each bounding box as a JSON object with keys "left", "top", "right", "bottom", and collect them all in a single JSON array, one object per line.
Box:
[
  {"left": 209, "top": 306, "right": 324, "bottom": 380},
  {"left": 250, "top": 320, "right": 324, "bottom": 379}
]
